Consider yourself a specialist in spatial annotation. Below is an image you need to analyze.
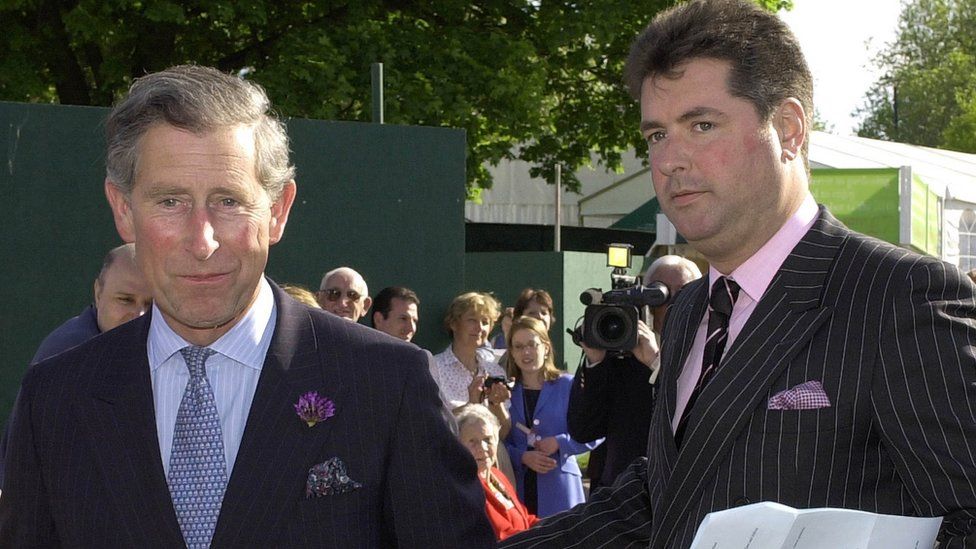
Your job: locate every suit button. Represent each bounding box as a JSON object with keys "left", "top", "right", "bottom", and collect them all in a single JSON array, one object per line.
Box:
[{"left": 733, "top": 497, "right": 751, "bottom": 506}]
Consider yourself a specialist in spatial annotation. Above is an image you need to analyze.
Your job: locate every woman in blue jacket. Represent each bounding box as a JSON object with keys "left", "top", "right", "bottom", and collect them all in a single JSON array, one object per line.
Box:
[{"left": 504, "top": 316, "right": 602, "bottom": 517}]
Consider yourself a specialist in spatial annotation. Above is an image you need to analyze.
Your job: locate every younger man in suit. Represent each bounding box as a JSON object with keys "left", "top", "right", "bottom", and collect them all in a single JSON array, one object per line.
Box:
[
  {"left": 1, "top": 65, "right": 493, "bottom": 547},
  {"left": 502, "top": 1, "right": 976, "bottom": 547},
  {"left": 371, "top": 286, "right": 420, "bottom": 342}
]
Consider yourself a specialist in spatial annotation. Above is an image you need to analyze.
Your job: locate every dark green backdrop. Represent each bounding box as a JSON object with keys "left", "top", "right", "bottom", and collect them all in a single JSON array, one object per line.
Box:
[{"left": 0, "top": 102, "right": 466, "bottom": 420}]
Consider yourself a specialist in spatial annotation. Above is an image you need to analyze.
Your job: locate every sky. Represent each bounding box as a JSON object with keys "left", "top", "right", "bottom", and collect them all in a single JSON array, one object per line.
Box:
[{"left": 779, "top": 0, "right": 903, "bottom": 135}]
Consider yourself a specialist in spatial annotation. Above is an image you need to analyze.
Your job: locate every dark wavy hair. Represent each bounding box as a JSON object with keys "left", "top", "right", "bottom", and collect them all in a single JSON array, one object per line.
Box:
[{"left": 624, "top": 0, "right": 813, "bottom": 161}]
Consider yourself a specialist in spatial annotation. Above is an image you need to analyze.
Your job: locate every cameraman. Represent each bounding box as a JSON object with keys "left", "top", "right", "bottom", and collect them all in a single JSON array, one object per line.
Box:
[{"left": 567, "top": 255, "right": 701, "bottom": 490}]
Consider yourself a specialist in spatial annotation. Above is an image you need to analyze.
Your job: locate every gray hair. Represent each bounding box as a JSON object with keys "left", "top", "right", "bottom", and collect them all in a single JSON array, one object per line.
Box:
[
  {"left": 643, "top": 255, "right": 702, "bottom": 285},
  {"left": 105, "top": 65, "right": 295, "bottom": 199},
  {"left": 319, "top": 266, "right": 369, "bottom": 297},
  {"left": 454, "top": 404, "right": 500, "bottom": 440}
]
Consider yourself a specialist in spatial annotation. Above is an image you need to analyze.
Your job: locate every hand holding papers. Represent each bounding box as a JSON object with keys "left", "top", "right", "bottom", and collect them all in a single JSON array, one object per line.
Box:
[{"left": 689, "top": 502, "right": 941, "bottom": 549}]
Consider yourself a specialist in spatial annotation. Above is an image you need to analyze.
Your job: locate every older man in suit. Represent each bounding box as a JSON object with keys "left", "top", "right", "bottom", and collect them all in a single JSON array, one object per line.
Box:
[
  {"left": 0, "top": 65, "right": 493, "bottom": 548},
  {"left": 501, "top": 1, "right": 976, "bottom": 548}
]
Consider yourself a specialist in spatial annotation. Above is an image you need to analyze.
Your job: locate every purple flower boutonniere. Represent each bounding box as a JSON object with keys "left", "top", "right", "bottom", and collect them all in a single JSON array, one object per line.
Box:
[{"left": 294, "top": 391, "right": 335, "bottom": 427}]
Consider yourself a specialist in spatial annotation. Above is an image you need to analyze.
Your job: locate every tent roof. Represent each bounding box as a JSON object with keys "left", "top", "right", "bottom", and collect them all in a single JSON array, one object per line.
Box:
[
  {"left": 809, "top": 132, "right": 976, "bottom": 204},
  {"left": 610, "top": 196, "right": 659, "bottom": 231}
]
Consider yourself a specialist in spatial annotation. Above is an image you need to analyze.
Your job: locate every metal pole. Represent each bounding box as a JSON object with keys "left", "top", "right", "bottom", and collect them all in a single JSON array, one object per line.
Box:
[
  {"left": 371, "top": 63, "right": 384, "bottom": 124},
  {"left": 554, "top": 164, "right": 562, "bottom": 252}
]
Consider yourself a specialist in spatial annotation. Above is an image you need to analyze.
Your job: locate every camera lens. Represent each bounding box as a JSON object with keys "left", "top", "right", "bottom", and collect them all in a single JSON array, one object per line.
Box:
[
  {"left": 582, "top": 303, "right": 639, "bottom": 351},
  {"left": 597, "top": 313, "right": 628, "bottom": 343}
]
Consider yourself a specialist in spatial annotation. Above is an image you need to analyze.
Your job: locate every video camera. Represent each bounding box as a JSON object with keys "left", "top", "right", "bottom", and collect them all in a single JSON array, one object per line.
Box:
[{"left": 569, "top": 244, "right": 669, "bottom": 353}]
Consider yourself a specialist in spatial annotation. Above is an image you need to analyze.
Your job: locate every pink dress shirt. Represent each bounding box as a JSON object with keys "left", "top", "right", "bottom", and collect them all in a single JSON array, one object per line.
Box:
[{"left": 671, "top": 194, "right": 820, "bottom": 431}]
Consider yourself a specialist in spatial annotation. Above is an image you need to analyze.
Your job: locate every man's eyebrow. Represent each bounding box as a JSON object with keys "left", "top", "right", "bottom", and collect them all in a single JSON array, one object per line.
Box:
[
  {"left": 143, "top": 185, "right": 187, "bottom": 198},
  {"left": 640, "top": 106, "right": 726, "bottom": 132}
]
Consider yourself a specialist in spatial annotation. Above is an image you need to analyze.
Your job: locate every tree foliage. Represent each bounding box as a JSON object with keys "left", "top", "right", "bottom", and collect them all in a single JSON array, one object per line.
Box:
[
  {"left": 856, "top": 0, "right": 976, "bottom": 153},
  {"left": 0, "top": 0, "right": 790, "bottom": 195}
]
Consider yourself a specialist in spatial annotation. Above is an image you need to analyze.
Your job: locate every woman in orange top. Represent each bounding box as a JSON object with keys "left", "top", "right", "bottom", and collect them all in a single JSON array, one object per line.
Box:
[{"left": 455, "top": 404, "right": 539, "bottom": 540}]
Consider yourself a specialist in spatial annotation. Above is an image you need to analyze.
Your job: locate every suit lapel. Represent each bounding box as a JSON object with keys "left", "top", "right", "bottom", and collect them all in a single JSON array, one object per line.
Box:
[
  {"left": 87, "top": 314, "right": 184, "bottom": 544},
  {"left": 652, "top": 279, "right": 708, "bottom": 472},
  {"left": 534, "top": 378, "right": 554, "bottom": 431},
  {"left": 511, "top": 383, "right": 527, "bottom": 433},
  {"left": 651, "top": 209, "right": 850, "bottom": 544},
  {"left": 212, "top": 282, "right": 344, "bottom": 546}
]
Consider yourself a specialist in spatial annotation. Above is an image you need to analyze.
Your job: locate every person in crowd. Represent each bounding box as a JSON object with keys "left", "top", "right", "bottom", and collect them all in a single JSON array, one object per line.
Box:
[
  {"left": 455, "top": 404, "right": 538, "bottom": 541},
  {"left": 569, "top": 255, "right": 701, "bottom": 490},
  {"left": 643, "top": 255, "right": 702, "bottom": 334},
  {"left": 432, "top": 291, "right": 517, "bottom": 484},
  {"left": 496, "top": 289, "right": 556, "bottom": 368},
  {"left": 491, "top": 307, "right": 514, "bottom": 350},
  {"left": 0, "top": 65, "right": 493, "bottom": 547},
  {"left": 504, "top": 316, "right": 600, "bottom": 518},
  {"left": 279, "top": 283, "right": 320, "bottom": 308},
  {"left": 512, "top": 288, "right": 554, "bottom": 332},
  {"left": 370, "top": 286, "right": 419, "bottom": 342},
  {"left": 501, "top": 1, "right": 976, "bottom": 546},
  {"left": 32, "top": 243, "right": 152, "bottom": 363},
  {"left": 316, "top": 266, "right": 371, "bottom": 322},
  {"left": 432, "top": 292, "right": 511, "bottom": 426}
]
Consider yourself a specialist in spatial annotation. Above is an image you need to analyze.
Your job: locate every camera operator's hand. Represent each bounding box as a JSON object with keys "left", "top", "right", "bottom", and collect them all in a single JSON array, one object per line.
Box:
[
  {"left": 534, "top": 436, "right": 560, "bottom": 456},
  {"left": 580, "top": 342, "right": 607, "bottom": 366},
  {"left": 467, "top": 369, "right": 487, "bottom": 404},
  {"left": 632, "top": 320, "right": 660, "bottom": 371},
  {"left": 522, "top": 450, "right": 557, "bottom": 474}
]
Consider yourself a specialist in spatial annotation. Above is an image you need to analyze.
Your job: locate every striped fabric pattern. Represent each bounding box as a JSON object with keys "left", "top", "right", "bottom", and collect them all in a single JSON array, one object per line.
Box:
[
  {"left": 0, "top": 281, "right": 496, "bottom": 547},
  {"left": 674, "top": 276, "right": 741, "bottom": 446},
  {"left": 501, "top": 208, "right": 976, "bottom": 549}
]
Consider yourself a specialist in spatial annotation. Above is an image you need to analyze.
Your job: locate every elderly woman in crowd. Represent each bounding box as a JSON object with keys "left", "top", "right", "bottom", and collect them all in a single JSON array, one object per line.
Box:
[
  {"left": 455, "top": 404, "right": 538, "bottom": 541},
  {"left": 504, "top": 316, "right": 600, "bottom": 518}
]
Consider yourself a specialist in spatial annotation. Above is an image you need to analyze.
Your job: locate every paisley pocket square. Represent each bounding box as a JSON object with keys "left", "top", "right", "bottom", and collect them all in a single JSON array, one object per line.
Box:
[
  {"left": 768, "top": 380, "right": 831, "bottom": 410},
  {"left": 306, "top": 457, "right": 363, "bottom": 498}
]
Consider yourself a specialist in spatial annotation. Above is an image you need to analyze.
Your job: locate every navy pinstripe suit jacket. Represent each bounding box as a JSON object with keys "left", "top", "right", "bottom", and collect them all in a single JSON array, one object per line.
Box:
[
  {"left": 501, "top": 208, "right": 976, "bottom": 548},
  {"left": 0, "top": 281, "right": 495, "bottom": 548}
]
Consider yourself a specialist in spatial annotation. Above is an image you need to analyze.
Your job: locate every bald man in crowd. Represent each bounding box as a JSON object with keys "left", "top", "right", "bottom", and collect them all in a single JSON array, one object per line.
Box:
[
  {"left": 32, "top": 243, "right": 152, "bottom": 363},
  {"left": 316, "top": 266, "right": 372, "bottom": 322}
]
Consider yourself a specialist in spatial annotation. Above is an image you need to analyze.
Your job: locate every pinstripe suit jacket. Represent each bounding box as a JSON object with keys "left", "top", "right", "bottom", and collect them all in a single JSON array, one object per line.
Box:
[
  {"left": 0, "top": 281, "right": 495, "bottom": 548},
  {"left": 501, "top": 208, "right": 976, "bottom": 548}
]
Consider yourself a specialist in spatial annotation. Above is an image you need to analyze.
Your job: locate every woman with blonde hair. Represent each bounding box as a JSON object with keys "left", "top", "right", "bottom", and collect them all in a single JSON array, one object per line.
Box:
[{"left": 503, "top": 316, "right": 600, "bottom": 517}]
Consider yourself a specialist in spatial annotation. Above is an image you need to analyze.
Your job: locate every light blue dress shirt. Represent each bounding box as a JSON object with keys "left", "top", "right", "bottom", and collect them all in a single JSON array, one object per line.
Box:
[{"left": 148, "top": 278, "right": 277, "bottom": 478}]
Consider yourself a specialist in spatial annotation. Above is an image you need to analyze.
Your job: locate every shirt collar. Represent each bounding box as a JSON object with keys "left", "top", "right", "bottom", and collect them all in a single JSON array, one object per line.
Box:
[
  {"left": 440, "top": 344, "right": 495, "bottom": 367},
  {"left": 711, "top": 193, "right": 819, "bottom": 302},
  {"left": 148, "top": 277, "right": 277, "bottom": 371}
]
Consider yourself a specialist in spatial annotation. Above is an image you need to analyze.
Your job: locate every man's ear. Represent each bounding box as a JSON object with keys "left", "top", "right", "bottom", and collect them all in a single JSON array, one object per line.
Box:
[
  {"left": 362, "top": 296, "right": 373, "bottom": 315},
  {"left": 773, "top": 98, "right": 806, "bottom": 162},
  {"left": 104, "top": 179, "right": 136, "bottom": 242},
  {"left": 269, "top": 180, "right": 297, "bottom": 245}
]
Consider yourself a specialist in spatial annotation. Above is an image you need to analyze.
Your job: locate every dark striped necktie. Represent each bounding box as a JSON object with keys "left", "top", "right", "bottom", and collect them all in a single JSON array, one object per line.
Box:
[{"left": 675, "top": 276, "right": 740, "bottom": 447}]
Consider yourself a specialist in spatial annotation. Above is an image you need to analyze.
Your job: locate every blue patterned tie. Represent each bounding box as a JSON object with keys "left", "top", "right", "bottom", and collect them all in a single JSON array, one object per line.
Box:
[{"left": 168, "top": 345, "right": 227, "bottom": 549}]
